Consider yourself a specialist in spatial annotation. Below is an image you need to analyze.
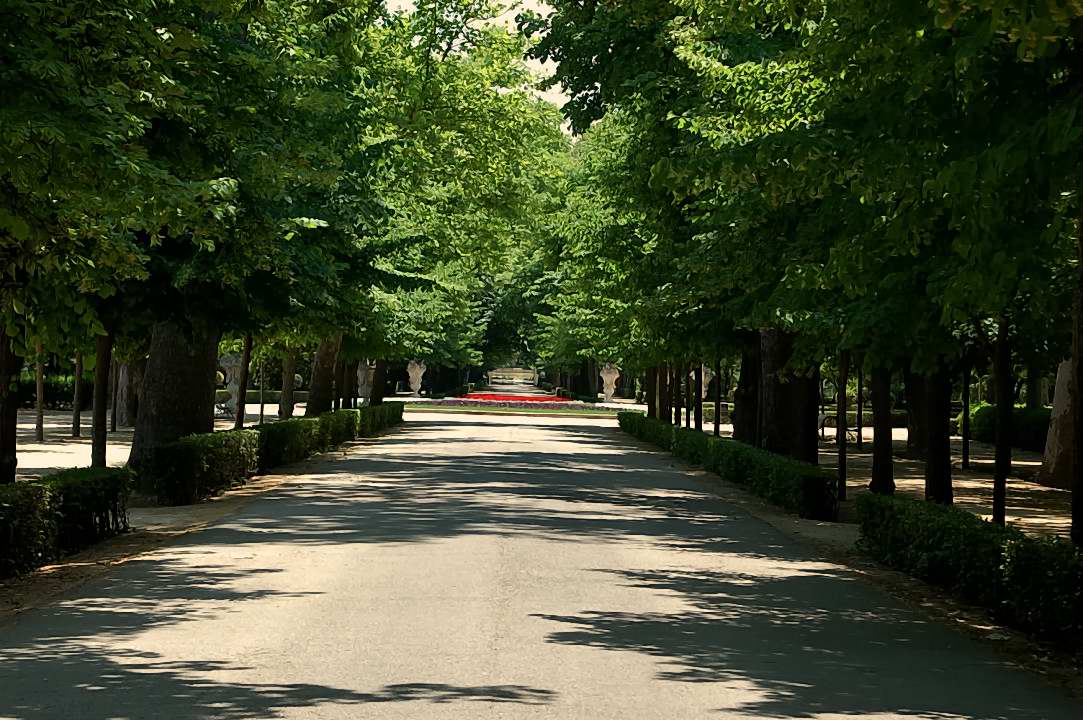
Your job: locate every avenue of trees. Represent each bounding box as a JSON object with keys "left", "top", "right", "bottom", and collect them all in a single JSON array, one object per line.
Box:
[
  {"left": 516, "top": 0, "right": 1083, "bottom": 545},
  {"left": 1, "top": 0, "right": 566, "bottom": 482}
]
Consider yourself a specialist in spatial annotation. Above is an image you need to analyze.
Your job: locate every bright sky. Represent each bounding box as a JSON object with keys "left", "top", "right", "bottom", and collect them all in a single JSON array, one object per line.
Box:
[{"left": 385, "top": 0, "right": 568, "bottom": 111}]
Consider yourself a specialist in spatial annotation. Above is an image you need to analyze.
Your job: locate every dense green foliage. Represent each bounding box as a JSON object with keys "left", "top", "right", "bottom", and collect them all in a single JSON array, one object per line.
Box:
[
  {"left": 858, "top": 494, "right": 1083, "bottom": 644},
  {"left": 0, "top": 468, "right": 130, "bottom": 578},
  {"left": 255, "top": 418, "right": 326, "bottom": 471},
  {"left": 618, "top": 412, "right": 837, "bottom": 520},
  {"left": 960, "top": 404, "right": 1052, "bottom": 453}
]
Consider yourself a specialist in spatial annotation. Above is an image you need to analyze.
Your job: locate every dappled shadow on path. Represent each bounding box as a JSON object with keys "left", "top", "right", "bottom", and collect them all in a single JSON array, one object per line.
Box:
[{"left": 2, "top": 415, "right": 1076, "bottom": 718}]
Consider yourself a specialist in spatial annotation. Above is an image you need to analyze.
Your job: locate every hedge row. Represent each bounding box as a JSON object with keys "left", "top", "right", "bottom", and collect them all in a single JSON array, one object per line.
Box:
[
  {"left": 857, "top": 494, "right": 1082, "bottom": 644},
  {"left": 1, "top": 467, "right": 130, "bottom": 578},
  {"left": 955, "top": 403, "right": 1051, "bottom": 453},
  {"left": 617, "top": 411, "right": 837, "bottom": 520},
  {"left": 214, "top": 389, "right": 311, "bottom": 405},
  {"left": 144, "top": 403, "right": 405, "bottom": 504}
]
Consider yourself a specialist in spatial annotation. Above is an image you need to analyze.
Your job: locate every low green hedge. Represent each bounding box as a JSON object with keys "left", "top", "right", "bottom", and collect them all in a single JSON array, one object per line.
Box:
[
  {"left": 857, "top": 494, "right": 1083, "bottom": 644},
  {"left": 1, "top": 467, "right": 130, "bottom": 579},
  {"left": 618, "top": 412, "right": 837, "bottom": 520},
  {"left": 138, "top": 405, "right": 406, "bottom": 505},
  {"left": 147, "top": 429, "right": 260, "bottom": 505},
  {"left": 255, "top": 417, "right": 324, "bottom": 470},
  {"left": 955, "top": 403, "right": 1051, "bottom": 452}
]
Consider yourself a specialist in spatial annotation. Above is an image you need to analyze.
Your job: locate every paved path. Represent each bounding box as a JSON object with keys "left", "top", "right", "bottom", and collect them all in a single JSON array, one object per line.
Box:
[{"left": 1, "top": 413, "right": 1078, "bottom": 719}]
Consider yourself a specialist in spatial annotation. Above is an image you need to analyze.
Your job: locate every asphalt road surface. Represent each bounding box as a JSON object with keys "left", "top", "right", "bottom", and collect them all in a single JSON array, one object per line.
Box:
[{"left": 1, "top": 412, "right": 1078, "bottom": 719}]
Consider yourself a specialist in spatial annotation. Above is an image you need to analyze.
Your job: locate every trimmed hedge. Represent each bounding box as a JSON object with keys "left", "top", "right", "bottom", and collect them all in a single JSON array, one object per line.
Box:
[
  {"left": 857, "top": 494, "right": 1083, "bottom": 644},
  {"left": 255, "top": 417, "right": 324, "bottom": 470},
  {"left": 147, "top": 429, "right": 260, "bottom": 505},
  {"left": 1, "top": 467, "right": 130, "bottom": 579},
  {"left": 618, "top": 411, "right": 837, "bottom": 520},
  {"left": 956, "top": 403, "right": 1051, "bottom": 452}
]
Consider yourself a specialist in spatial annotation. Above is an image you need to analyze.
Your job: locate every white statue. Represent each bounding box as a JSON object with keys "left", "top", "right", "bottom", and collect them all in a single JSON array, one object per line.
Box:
[
  {"left": 357, "top": 360, "right": 375, "bottom": 405},
  {"left": 701, "top": 364, "right": 715, "bottom": 399},
  {"left": 600, "top": 363, "right": 620, "bottom": 402},
  {"left": 220, "top": 353, "right": 244, "bottom": 415},
  {"left": 407, "top": 359, "right": 427, "bottom": 397}
]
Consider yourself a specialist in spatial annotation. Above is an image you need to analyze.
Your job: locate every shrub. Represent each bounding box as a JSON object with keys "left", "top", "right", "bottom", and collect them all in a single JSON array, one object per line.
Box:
[
  {"left": 320, "top": 409, "right": 360, "bottom": 446},
  {"left": 618, "top": 412, "right": 837, "bottom": 520},
  {"left": 359, "top": 402, "right": 405, "bottom": 436},
  {"left": 147, "top": 430, "right": 260, "bottom": 505},
  {"left": 0, "top": 482, "right": 56, "bottom": 577},
  {"left": 957, "top": 403, "right": 1051, "bottom": 452},
  {"left": 1, "top": 467, "right": 130, "bottom": 579},
  {"left": 255, "top": 417, "right": 324, "bottom": 470},
  {"left": 42, "top": 467, "right": 131, "bottom": 553},
  {"left": 857, "top": 493, "right": 1083, "bottom": 643}
]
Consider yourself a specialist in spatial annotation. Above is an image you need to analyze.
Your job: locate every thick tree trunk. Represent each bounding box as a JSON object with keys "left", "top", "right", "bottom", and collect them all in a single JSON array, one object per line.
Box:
[
  {"left": 905, "top": 367, "right": 928, "bottom": 459},
  {"left": 961, "top": 361, "right": 972, "bottom": 470},
  {"left": 645, "top": 365, "right": 657, "bottom": 419},
  {"left": 34, "top": 342, "right": 44, "bottom": 441},
  {"left": 694, "top": 365, "right": 704, "bottom": 431},
  {"left": 759, "top": 329, "right": 819, "bottom": 464},
  {"left": 116, "top": 357, "right": 147, "bottom": 428},
  {"left": 684, "top": 365, "right": 692, "bottom": 427},
  {"left": 713, "top": 357, "right": 722, "bottom": 437},
  {"left": 92, "top": 333, "right": 113, "bottom": 468},
  {"left": 110, "top": 360, "right": 118, "bottom": 433},
  {"left": 233, "top": 335, "right": 252, "bottom": 430},
  {"left": 1025, "top": 360, "right": 1044, "bottom": 410},
  {"left": 733, "top": 333, "right": 760, "bottom": 445},
  {"left": 659, "top": 363, "right": 671, "bottom": 425},
  {"left": 333, "top": 355, "right": 346, "bottom": 411},
  {"left": 837, "top": 350, "right": 849, "bottom": 501},
  {"left": 869, "top": 366, "right": 895, "bottom": 494},
  {"left": 993, "top": 321, "right": 1012, "bottom": 525},
  {"left": 306, "top": 334, "right": 342, "bottom": 416},
  {"left": 72, "top": 351, "right": 83, "bottom": 438},
  {"left": 128, "top": 321, "right": 220, "bottom": 472},
  {"left": 0, "top": 329, "right": 22, "bottom": 484},
  {"left": 923, "top": 364, "right": 954, "bottom": 504},
  {"left": 279, "top": 348, "right": 298, "bottom": 418},
  {"left": 370, "top": 359, "right": 387, "bottom": 405}
]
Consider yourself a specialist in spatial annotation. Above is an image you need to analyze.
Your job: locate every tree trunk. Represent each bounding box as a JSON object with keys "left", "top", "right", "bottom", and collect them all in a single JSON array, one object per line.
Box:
[
  {"left": 72, "top": 351, "right": 83, "bottom": 438},
  {"left": 713, "top": 357, "right": 722, "bottom": 437},
  {"left": 128, "top": 321, "right": 221, "bottom": 472},
  {"left": 1025, "top": 360, "right": 1044, "bottom": 410},
  {"left": 306, "top": 334, "right": 342, "bottom": 416},
  {"left": 333, "top": 355, "right": 346, "bottom": 411},
  {"left": 961, "top": 361, "right": 971, "bottom": 470},
  {"left": 856, "top": 363, "right": 864, "bottom": 449},
  {"left": 34, "top": 342, "right": 44, "bottom": 441},
  {"left": 370, "top": 359, "right": 387, "bottom": 405},
  {"left": 869, "top": 366, "right": 895, "bottom": 494},
  {"left": 279, "top": 348, "right": 298, "bottom": 418},
  {"left": 837, "top": 350, "right": 849, "bottom": 501},
  {"left": 905, "top": 366, "right": 928, "bottom": 459},
  {"left": 759, "top": 329, "right": 819, "bottom": 464},
  {"left": 645, "top": 365, "right": 657, "bottom": 419},
  {"left": 0, "top": 329, "right": 22, "bottom": 484},
  {"left": 733, "top": 332, "right": 760, "bottom": 445},
  {"left": 924, "top": 364, "right": 954, "bottom": 504},
  {"left": 1073, "top": 214, "right": 1083, "bottom": 545},
  {"left": 993, "top": 320, "right": 1012, "bottom": 525},
  {"left": 233, "top": 334, "right": 252, "bottom": 430},
  {"left": 659, "top": 363, "right": 671, "bottom": 425},
  {"left": 684, "top": 365, "right": 692, "bottom": 427},
  {"left": 672, "top": 364, "right": 682, "bottom": 427},
  {"left": 694, "top": 365, "right": 703, "bottom": 431},
  {"left": 92, "top": 333, "right": 113, "bottom": 468},
  {"left": 110, "top": 359, "right": 118, "bottom": 433}
]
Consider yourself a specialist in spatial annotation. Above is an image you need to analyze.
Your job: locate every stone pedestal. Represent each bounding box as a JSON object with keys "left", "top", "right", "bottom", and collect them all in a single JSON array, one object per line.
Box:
[
  {"left": 1041, "top": 360, "right": 1072, "bottom": 489},
  {"left": 600, "top": 363, "right": 620, "bottom": 402},
  {"left": 220, "top": 354, "right": 244, "bottom": 415},
  {"left": 700, "top": 364, "right": 714, "bottom": 399},
  {"left": 407, "top": 359, "right": 427, "bottom": 397}
]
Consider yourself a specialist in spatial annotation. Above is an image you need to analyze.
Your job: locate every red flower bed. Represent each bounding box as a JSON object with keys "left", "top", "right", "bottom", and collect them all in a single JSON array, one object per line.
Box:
[{"left": 464, "top": 393, "right": 572, "bottom": 403}]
